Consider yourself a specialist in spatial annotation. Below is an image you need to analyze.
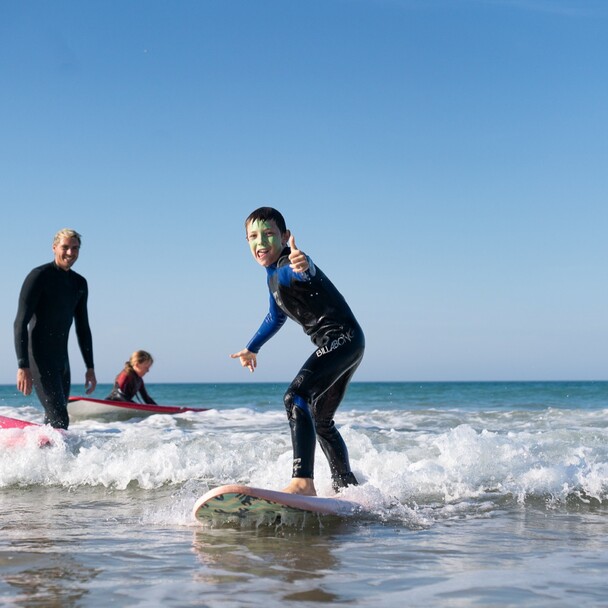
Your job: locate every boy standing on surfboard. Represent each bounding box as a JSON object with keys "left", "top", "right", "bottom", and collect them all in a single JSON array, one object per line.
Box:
[{"left": 231, "top": 207, "right": 365, "bottom": 496}]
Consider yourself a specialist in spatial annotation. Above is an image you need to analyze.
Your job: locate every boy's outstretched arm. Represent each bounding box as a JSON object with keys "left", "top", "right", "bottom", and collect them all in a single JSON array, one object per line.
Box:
[{"left": 230, "top": 349, "right": 257, "bottom": 373}]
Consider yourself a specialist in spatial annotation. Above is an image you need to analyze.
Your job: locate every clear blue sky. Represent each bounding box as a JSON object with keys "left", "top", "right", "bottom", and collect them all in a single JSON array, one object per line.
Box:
[{"left": 1, "top": 0, "right": 606, "bottom": 384}]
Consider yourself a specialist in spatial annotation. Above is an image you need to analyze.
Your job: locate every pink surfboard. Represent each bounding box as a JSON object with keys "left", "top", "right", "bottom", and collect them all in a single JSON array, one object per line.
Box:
[
  {"left": 0, "top": 415, "right": 58, "bottom": 447},
  {"left": 0, "top": 414, "right": 45, "bottom": 430},
  {"left": 193, "top": 484, "right": 362, "bottom": 523}
]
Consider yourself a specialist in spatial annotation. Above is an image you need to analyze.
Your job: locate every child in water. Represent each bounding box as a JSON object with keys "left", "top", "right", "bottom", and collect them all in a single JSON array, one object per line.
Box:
[
  {"left": 231, "top": 207, "right": 365, "bottom": 496},
  {"left": 106, "top": 350, "right": 157, "bottom": 404}
]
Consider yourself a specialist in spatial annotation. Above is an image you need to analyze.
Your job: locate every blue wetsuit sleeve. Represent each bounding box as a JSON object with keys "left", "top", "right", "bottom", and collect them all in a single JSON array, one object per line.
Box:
[{"left": 246, "top": 294, "right": 287, "bottom": 354}]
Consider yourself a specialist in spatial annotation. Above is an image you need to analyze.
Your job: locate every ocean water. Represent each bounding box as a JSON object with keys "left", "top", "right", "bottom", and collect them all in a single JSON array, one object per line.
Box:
[{"left": 1, "top": 381, "right": 607, "bottom": 607}]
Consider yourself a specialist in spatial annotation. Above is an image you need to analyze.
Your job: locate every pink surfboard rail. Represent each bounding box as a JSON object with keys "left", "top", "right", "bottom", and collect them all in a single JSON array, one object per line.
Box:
[{"left": 193, "top": 484, "right": 363, "bottom": 521}]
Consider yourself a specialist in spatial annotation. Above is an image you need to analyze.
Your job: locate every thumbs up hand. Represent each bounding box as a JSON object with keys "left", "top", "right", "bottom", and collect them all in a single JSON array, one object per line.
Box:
[{"left": 288, "top": 234, "right": 309, "bottom": 274}]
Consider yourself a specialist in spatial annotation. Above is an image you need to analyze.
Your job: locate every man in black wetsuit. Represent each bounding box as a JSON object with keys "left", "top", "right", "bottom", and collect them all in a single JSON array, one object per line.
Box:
[
  {"left": 14, "top": 228, "right": 97, "bottom": 429},
  {"left": 231, "top": 207, "right": 365, "bottom": 496}
]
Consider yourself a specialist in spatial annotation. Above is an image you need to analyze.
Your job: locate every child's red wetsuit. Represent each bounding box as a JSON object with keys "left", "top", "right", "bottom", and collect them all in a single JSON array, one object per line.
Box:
[{"left": 106, "top": 371, "right": 156, "bottom": 404}]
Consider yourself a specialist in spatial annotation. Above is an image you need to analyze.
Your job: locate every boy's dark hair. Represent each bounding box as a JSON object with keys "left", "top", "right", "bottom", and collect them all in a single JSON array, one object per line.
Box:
[{"left": 245, "top": 207, "right": 287, "bottom": 234}]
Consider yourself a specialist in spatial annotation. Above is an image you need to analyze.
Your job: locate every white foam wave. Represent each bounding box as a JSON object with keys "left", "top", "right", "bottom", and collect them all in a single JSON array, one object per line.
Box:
[{"left": 2, "top": 407, "right": 607, "bottom": 519}]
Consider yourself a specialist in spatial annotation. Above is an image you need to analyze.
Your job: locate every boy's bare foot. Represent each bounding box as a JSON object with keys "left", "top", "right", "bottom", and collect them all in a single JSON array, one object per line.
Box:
[{"left": 282, "top": 477, "right": 317, "bottom": 496}]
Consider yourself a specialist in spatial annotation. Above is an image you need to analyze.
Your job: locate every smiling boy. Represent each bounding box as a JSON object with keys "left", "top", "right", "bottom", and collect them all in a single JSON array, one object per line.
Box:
[{"left": 231, "top": 207, "right": 365, "bottom": 496}]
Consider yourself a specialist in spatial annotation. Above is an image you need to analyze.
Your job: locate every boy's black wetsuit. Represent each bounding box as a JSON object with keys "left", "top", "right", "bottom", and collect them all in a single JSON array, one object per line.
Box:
[
  {"left": 14, "top": 262, "right": 94, "bottom": 429},
  {"left": 247, "top": 247, "right": 365, "bottom": 491}
]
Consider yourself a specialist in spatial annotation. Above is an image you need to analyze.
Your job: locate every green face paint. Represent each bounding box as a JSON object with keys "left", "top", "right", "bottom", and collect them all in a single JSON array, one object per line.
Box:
[{"left": 246, "top": 219, "right": 286, "bottom": 267}]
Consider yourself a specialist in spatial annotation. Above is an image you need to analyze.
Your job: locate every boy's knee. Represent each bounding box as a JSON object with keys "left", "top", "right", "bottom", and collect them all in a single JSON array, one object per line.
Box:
[{"left": 283, "top": 391, "right": 309, "bottom": 418}]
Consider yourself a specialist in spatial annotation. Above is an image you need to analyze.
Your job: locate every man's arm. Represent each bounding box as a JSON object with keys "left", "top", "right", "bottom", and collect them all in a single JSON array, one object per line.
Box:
[
  {"left": 14, "top": 269, "right": 41, "bottom": 370},
  {"left": 74, "top": 278, "right": 96, "bottom": 395},
  {"left": 14, "top": 269, "right": 42, "bottom": 395},
  {"left": 73, "top": 280, "right": 95, "bottom": 369}
]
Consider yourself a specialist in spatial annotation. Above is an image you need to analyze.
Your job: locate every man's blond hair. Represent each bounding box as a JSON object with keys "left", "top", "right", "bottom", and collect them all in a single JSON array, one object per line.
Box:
[{"left": 53, "top": 228, "right": 82, "bottom": 246}]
